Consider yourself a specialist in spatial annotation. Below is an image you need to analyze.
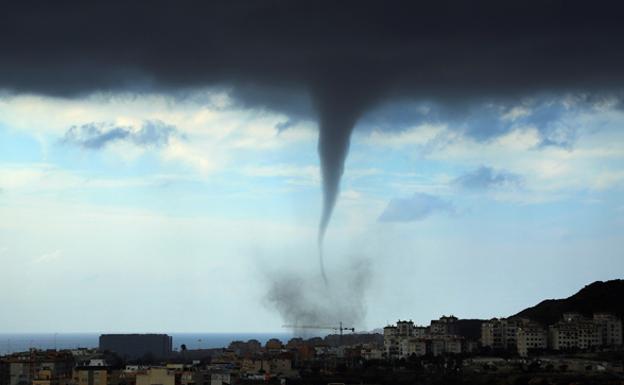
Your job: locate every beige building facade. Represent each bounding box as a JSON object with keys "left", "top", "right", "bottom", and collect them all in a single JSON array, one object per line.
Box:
[
  {"left": 516, "top": 324, "right": 547, "bottom": 357},
  {"left": 135, "top": 368, "right": 175, "bottom": 385}
]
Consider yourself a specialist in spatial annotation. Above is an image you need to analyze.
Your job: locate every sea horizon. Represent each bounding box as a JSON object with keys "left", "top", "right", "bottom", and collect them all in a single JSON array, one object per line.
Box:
[{"left": 0, "top": 332, "right": 300, "bottom": 355}]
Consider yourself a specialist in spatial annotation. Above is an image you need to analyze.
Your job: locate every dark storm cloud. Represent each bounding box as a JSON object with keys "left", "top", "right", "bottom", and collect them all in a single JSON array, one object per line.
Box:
[
  {"left": 378, "top": 193, "right": 454, "bottom": 222},
  {"left": 455, "top": 166, "right": 523, "bottom": 190},
  {"left": 4, "top": 1, "right": 624, "bottom": 98},
  {"left": 63, "top": 120, "right": 177, "bottom": 149},
  {"left": 358, "top": 96, "right": 583, "bottom": 148},
  {"left": 3, "top": 0, "right": 624, "bottom": 275}
]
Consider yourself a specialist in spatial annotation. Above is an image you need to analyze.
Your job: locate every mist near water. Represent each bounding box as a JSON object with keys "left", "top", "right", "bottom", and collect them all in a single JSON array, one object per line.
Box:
[{"left": 264, "top": 257, "right": 372, "bottom": 334}]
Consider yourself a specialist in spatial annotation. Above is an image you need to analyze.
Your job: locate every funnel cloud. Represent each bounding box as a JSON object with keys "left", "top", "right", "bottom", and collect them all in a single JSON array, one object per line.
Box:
[{"left": 2, "top": 1, "right": 624, "bottom": 279}]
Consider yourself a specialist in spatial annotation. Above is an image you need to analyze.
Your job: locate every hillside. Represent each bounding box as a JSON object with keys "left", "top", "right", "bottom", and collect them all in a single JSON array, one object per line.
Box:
[{"left": 512, "top": 279, "right": 624, "bottom": 325}]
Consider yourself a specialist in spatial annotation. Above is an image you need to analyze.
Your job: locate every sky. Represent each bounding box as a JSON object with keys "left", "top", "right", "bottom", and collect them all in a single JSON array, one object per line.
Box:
[
  {"left": 1, "top": 1, "right": 624, "bottom": 333},
  {"left": 1, "top": 90, "right": 623, "bottom": 333}
]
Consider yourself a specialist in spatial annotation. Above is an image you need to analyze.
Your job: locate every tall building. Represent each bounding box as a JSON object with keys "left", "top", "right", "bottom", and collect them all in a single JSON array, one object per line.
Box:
[{"left": 99, "top": 335, "right": 172, "bottom": 361}]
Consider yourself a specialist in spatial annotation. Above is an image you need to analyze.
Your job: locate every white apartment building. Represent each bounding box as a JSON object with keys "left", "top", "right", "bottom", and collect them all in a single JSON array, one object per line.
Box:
[
  {"left": 430, "top": 316, "right": 458, "bottom": 335},
  {"left": 383, "top": 325, "right": 399, "bottom": 358},
  {"left": 549, "top": 313, "right": 601, "bottom": 350},
  {"left": 440, "top": 336, "right": 462, "bottom": 355},
  {"left": 481, "top": 318, "right": 525, "bottom": 351},
  {"left": 396, "top": 320, "right": 416, "bottom": 337},
  {"left": 483, "top": 313, "right": 622, "bottom": 354},
  {"left": 517, "top": 324, "right": 547, "bottom": 357},
  {"left": 384, "top": 318, "right": 464, "bottom": 358},
  {"left": 400, "top": 338, "right": 427, "bottom": 357}
]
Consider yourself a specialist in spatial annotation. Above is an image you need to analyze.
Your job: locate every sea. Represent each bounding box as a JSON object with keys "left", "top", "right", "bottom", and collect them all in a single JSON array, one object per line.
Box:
[{"left": 0, "top": 332, "right": 295, "bottom": 355}]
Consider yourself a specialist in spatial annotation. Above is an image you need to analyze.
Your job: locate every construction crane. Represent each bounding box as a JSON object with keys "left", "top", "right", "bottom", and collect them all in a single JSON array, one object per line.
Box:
[{"left": 282, "top": 321, "right": 355, "bottom": 336}]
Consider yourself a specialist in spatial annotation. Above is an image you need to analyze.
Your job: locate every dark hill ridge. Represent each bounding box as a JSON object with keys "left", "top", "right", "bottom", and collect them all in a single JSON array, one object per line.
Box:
[
  {"left": 376, "top": 280, "right": 623, "bottom": 342},
  {"left": 512, "top": 280, "right": 624, "bottom": 326}
]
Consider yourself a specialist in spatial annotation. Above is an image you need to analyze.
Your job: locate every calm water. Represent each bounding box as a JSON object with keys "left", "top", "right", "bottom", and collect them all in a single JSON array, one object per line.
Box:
[{"left": 0, "top": 332, "right": 295, "bottom": 355}]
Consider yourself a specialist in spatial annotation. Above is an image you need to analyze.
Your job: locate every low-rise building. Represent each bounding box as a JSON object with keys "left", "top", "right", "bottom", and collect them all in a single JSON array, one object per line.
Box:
[
  {"left": 209, "top": 371, "right": 233, "bottom": 385},
  {"left": 135, "top": 368, "right": 175, "bottom": 385},
  {"left": 240, "top": 355, "right": 295, "bottom": 378},
  {"left": 4, "top": 350, "right": 74, "bottom": 385},
  {"left": 32, "top": 369, "right": 56, "bottom": 385},
  {"left": 1, "top": 360, "right": 9, "bottom": 385},
  {"left": 360, "top": 346, "right": 383, "bottom": 361},
  {"left": 264, "top": 339, "right": 283, "bottom": 353},
  {"left": 74, "top": 366, "right": 109, "bottom": 385}
]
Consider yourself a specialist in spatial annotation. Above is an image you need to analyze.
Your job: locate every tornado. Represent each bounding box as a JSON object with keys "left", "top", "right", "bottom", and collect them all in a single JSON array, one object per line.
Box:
[
  {"left": 314, "top": 82, "right": 377, "bottom": 283},
  {"left": 317, "top": 112, "right": 355, "bottom": 284}
]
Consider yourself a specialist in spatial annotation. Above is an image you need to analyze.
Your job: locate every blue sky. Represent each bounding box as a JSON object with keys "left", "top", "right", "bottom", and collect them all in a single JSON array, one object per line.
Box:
[{"left": 0, "top": 90, "right": 623, "bottom": 333}]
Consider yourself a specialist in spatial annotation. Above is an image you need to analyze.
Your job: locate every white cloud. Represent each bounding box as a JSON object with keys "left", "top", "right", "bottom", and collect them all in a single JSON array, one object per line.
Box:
[
  {"left": 591, "top": 170, "right": 624, "bottom": 191},
  {"left": 501, "top": 105, "right": 531, "bottom": 121},
  {"left": 161, "top": 137, "right": 221, "bottom": 175},
  {"left": 353, "top": 102, "right": 624, "bottom": 203},
  {"left": 0, "top": 163, "right": 190, "bottom": 194},
  {"left": 32, "top": 250, "right": 62, "bottom": 264},
  {"left": 340, "top": 189, "right": 361, "bottom": 200},
  {"left": 242, "top": 164, "right": 319, "bottom": 179},
  {"left": 494, "top": 127, "right": 541, "bottom": 150},
  {"left": 0, "top": 90, "right": 316, "bottom": 174}
]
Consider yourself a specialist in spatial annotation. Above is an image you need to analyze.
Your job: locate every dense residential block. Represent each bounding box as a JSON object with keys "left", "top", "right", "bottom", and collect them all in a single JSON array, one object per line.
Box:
[
  {"left": 480, "top": 312, "right": 622, "bottom": 355},
  {"left": 384, "top": 316, "right": 469, "bottom": 359}
]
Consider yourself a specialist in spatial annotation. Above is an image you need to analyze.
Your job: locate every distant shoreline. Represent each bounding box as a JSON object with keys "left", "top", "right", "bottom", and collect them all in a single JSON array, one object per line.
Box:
[{"left": 0, "top": 332, "right": 296, "bottom": 355}]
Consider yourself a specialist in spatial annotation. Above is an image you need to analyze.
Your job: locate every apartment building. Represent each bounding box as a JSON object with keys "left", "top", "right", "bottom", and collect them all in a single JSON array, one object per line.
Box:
[
  {"left": 593, "top": 313, "right": 623, "bottom": 346},
  {"left": 481, "top": 318, "right": 525, "bottom": 351},
  {"left": 549, "top": 313, "right": 601, "bottom": 351},
  {"left": 384, "top": 318, "right": 464, "bottom": 358},
  {"left": 516, "top": 324, "right": 547, "bottom": 357}
]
